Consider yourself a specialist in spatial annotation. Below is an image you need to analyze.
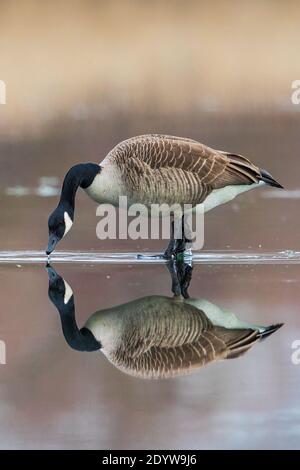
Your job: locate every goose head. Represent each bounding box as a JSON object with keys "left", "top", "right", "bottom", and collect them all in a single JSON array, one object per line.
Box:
[
  {"left": 47, "top": 264, "right": 101, "bottom": 352},
  {"left": 46, "top": 163, "right": 100, "bottom": 255},
  {"left": 47, "top": 205, "right": 73, "bottom": 255},
  {"left": 47, "top": 263, "right": 74, "bottom": 308}
]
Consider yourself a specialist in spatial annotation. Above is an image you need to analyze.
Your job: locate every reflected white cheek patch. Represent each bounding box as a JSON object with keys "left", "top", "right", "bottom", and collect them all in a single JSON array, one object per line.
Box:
[
  {"left": 63, "top": 279, "right": 73, "bottom": 304},
  {"left": 63, "top": 211, "right": 73, "bottom": 237}
]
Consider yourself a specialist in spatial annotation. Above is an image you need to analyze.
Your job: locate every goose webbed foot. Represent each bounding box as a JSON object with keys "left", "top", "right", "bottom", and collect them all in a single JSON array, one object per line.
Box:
[
  {"left": 136, "top": 246, "right": 192, "bottom": 261},
  {"left": 163, "top": 236, "right": 193, "bottom": 260},
  {"left": 136, "top": 239, "right": 186, "bottom": 260},
  {"left": 137, "top": 217, "right": 193, "bottom": 260}
]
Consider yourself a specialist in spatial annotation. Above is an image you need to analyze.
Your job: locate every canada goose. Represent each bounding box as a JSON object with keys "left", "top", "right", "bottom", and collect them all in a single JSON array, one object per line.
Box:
[
  {"left": 46, "top": 134, "right": 282, "bottom": 258},
  {"left": 47, "top": 263, "right": 283, "bottom": 379}
]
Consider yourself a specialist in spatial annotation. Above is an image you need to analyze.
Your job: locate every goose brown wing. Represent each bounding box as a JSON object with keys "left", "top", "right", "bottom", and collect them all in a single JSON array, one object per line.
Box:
[
  {"left": 113, "top": 325, "right": 260, "bottom": 379},
  {"left": 117, "top": 300, "right": 212, "bottom": 359},
  {"left": 110, "top": 299, "right": 260, "bottom": 378},
  {"left": 134, "top": 327, "right": 259, "bottom": 378},
  {"left": 112, "top": 134, "right": 262, "bottom": 190}
]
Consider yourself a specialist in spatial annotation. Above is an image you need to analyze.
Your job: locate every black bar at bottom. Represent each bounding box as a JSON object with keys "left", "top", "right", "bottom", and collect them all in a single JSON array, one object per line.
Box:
[{"left": 0, "top": 450, "right": 294, "bottom": 465}]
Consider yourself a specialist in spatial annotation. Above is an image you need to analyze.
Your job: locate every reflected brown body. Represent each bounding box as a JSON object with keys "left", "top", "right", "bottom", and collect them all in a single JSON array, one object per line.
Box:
[
  {"left": 86, "top": 296, "right": 264, "bottom": 379},
  {"left": 48, "top": 263, "right": 282, "bottom": 380}
]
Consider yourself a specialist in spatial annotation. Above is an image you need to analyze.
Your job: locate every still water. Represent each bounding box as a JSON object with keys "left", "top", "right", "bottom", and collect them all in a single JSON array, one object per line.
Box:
[
  {"left": 0, "top": 114, "right": 299, "bottom": 449},
  {"left": 0, "top": 258, "right": 299, "bottom": 449}
]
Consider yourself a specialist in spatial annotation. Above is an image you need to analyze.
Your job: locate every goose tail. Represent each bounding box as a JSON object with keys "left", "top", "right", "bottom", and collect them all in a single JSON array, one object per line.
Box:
[
  {"left": 226, "top": 330, "right": 261, "bottom": 359},
  {"left": 219, "top": 151, "right": 283, "bottom": 188},
  {"left": 225, "top": 323, "right": 283, "bottom": 359},
  {"left": 259, "top": 169, "right": 284, "bottom": 189},
  {"left": 259, "top": 323, "right": 284, "bottom": 340}
]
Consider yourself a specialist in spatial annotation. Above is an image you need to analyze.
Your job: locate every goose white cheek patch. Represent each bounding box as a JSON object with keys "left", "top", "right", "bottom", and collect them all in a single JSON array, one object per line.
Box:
[
  {"left": 63, "top": 211, "right": 73, "bottom": 237},
  {"left": 63, "top": 279, "right": 73, "bottom": 304}
]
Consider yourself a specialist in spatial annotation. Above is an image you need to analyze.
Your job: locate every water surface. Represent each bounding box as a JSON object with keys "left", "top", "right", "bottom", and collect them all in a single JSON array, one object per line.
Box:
[
  {"left": 0, "top": 114, "right": 299, "bottom": 449},
  {"left": 0, "top": 260, "right": 299, "bottom": 449}
]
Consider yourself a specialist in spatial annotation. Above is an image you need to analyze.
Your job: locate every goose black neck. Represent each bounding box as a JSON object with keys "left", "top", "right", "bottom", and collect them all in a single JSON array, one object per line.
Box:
[
  {"left": 59, "top": 163, "right": 100, "bottom": 210},
  {"left": 56, "top": 299, "right": 101, "bottom": 352}
]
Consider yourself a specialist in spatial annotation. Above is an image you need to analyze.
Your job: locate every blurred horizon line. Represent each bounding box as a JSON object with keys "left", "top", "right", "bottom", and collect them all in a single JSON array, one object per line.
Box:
[{"left": 0, "top": 0, "right": 300, "bottom": 137}]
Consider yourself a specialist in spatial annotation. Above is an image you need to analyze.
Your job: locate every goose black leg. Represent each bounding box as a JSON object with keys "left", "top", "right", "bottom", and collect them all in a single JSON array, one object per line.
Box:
[
  {"left": 163, "top": 220, "right": 175, "bottom": 259},
  {"left": 163, "top": 216, "right": 192, "bottom": 259},
  {"left": 166, "top": 258, "right": 193, "bottom": 298},
  {"left": 137, "top": 216, "right": 192, "bottom": 260},
  {"left": 166, "top": 259, "right": 181, "bottom": 296},
  {"left": 137, "top": 220, "right": 176, "bottom": 260},
  {"left": 176, "top": 260, "right": 193, "bottom": 299}
]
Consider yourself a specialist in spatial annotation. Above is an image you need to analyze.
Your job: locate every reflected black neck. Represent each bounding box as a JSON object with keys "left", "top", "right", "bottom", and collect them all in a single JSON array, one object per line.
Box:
[
  {"left": 57, "top": 298, "right": 101, "bottom": 352},
  {"left": 59, "top": 163, "right": 100, "bottom": 210}
]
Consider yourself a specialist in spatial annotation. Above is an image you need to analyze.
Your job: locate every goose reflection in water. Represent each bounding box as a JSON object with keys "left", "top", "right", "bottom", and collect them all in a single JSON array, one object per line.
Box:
[{"left": 47, "top": 261, "right": 283, "bottom": 379}]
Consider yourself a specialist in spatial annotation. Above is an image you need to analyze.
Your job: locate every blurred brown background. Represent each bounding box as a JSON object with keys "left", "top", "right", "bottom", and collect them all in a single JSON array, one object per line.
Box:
[
  {"left": 0, "top": 0, "right": 299, "bottom": 253},
  {"left": 0, "top": 0, "right": 299, "bottom": 134}
]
